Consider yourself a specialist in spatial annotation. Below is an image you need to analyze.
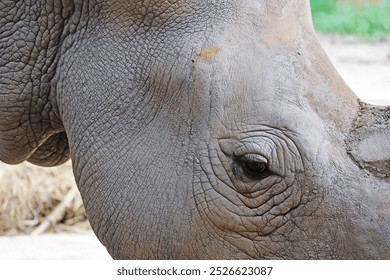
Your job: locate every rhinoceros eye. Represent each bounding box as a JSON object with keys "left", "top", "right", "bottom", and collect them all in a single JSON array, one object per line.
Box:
[
  {"left": 245, "top": 161, "right": 267, "bottom": 173},
  {"left": 239, "top": 154, "right": 268, "bottom": 175}
]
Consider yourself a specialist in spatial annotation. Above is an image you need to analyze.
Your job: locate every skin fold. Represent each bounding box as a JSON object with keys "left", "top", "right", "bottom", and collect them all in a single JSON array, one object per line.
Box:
[{"left": 1, "top": 0, "right": 390, "bottom": 259}]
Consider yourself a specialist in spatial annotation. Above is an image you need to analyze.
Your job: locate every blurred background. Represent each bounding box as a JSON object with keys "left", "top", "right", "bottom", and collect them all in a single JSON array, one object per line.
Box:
[
  {"left": 312, "top": 0, "right": 390, "bottom": 104},
  {"left": 0, "top": 0, "right": 389, "bottom": 259}
]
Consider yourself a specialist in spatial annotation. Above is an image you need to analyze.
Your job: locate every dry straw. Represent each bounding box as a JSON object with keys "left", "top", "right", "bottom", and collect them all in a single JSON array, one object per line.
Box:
[{"left": 0, "top": 162, "right": 90, "bottom": 235}]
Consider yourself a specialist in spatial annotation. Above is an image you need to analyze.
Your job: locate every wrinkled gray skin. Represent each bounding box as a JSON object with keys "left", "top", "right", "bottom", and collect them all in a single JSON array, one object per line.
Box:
[{"left": 1, "top": 0, "right": 390, "bottom": 259}]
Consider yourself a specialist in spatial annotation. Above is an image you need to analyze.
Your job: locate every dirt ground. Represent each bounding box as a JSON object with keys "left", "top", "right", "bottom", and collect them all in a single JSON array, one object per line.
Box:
[{"left": 0, "top": 35, "right": 389, "bottom": 260}]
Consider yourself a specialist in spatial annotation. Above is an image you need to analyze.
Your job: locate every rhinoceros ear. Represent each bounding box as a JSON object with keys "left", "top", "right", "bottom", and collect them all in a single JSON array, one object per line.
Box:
[{"left": 347, "top": 102, "right": 390, "bottom": 178}]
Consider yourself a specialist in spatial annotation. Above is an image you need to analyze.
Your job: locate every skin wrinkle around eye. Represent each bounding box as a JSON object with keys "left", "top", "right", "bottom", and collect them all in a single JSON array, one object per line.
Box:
[
  {"left": 210, "top": 147, "right": 290, "bottom": 213},
  {"left": 237, "top": 179, "right": 288, "bottom": 209},
  {"left": 215, "top": 194, "right": 294, "bottom": 236},
  {"left": 193, "top": 125, "right": 305, "bottom": 257},
  {"left": 228, "top": 180, "right": 296, "bottom": 219},
  {"left": 235, "top": 175, "right": 282, "bottom": 197}
]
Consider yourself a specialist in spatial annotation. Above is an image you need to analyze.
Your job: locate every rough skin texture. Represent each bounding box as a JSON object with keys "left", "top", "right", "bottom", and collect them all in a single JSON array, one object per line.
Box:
[{"left": 1, "top": 0, "right": 390, "bottom": 259}]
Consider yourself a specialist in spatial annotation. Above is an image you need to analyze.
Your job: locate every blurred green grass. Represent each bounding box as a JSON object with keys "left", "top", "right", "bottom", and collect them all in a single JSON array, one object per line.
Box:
[{"left": 310, "top": 0, "right": 390, "bottom": 39}]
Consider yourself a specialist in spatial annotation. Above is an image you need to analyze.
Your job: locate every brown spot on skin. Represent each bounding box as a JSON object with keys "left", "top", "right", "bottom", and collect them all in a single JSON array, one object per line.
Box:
[{"left": 197, "top": 46, "right": 221, "bottom": 61}]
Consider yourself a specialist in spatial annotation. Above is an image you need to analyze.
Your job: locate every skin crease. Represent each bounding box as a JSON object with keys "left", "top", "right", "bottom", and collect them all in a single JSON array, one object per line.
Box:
[{"left": 1, "top": 0, "right": 390, "bottom": 259}]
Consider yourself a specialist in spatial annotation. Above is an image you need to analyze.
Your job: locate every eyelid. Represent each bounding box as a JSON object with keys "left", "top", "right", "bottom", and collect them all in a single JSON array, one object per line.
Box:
[
  {"left": 239, "top": 153, "right": 268, "bottom": 164},
  {"left": 233, "top": 139, "right": 272, "bottom": 158}
]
